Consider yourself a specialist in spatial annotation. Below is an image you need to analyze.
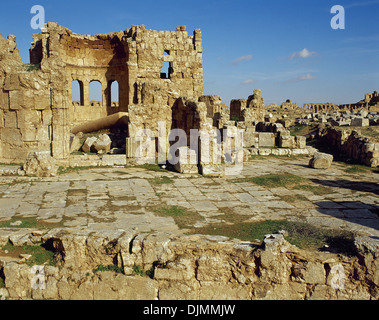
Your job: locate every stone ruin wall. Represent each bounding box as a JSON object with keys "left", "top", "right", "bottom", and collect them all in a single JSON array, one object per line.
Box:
[
  {"left": 230, "top": 89, "right": 265, "bottom": 124},
  {"left": 126, "top": 24, "right": 204, "bottom": 141},
  {"left": 30, "top": 24, "right": 129, "bottom": 126},
  {"left": 0, "top": 30, "right": 70, "bottom": 163},
  {"left": 30, "top": 23, "right": 204, "bottom": 137},
  {"left": 1, "top": 229, "right": 378, "bottom": 300},
  {"left": 318, "top": 126, "right": 379, "bottom": 167},
  {"left": 0, "top": 23, "right": 205, "bottom": 164}
]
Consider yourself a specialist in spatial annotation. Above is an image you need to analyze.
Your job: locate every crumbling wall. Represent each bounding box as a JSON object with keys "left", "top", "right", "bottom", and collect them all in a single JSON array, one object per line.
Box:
[
  {"left": 127, "top": 25, "right": 203, "bottom": 143},
  {"left": 0, "top": 32, "right": 70, "bottom": 163},
  {"left": 128, "top": 25, "right": 203, "bottom": 103},
  {"left": 281, "top": 99, "right": 299, "bottom": 110},
  {"left": 31, "top": 23, "right": 129, "bottom": 127},
  {"left": 30, "top": 23, "right": 204, "bottom": 139},
  {"left": 230, "top": 89, "right": 265, "bottom": 124},
  {"left": 319, "top": 126, "right": 379, "bottom": 167},
  {"left": 1, "top": 22, "right": 205, "bottom": 164},
  {"left": 0, "top": 229, "right": 377, "bottom": 300}
]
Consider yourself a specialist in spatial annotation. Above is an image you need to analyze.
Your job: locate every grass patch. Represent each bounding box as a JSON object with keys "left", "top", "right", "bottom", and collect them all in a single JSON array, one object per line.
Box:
[
  {"left": 132, "top": 264, "right": 146, "bottom": 276},
  {"left": 132, "top": 264, "right": 155, "bottom": 278},
  {"left": 217, "top": 207, "right": 252, "bottom": 224},
  {"left": 0, "top": 217, "right": 39, "bottom": 229},
  {"left": 279, "top": 194, "right": 308, "bottom": 203},
  {"left": 93, "top": 264, "right": 124, "bottom": 274},
  {"left": 288, "top": 124, "right": 318, "bottom": 138},
  {"left": 357, "top": 126, "right": 379, "bottom": 138},
  {"left": 0, "top": 217, "right": 62, "bottom": 230},
  {"left": 232, "top": 173, "right": 333, "bottom": 198},
  {"left": 293, "top": 184, "right": 332, "bottom": 196},
  {"left": 149, "top": 176, "right": 175, "bottom": 185},
  {"left": 153, "top": 205, "right": 202, "bottom": 229},
  {"left": 1, "top": 241, "right": 56, "bottom": 266},
  {"left": 136, "top": 163, "right": 167, "bottom": 172},
  {"left": 233, "top": 174, "right": 306, "bottom": 188},
  {"left": 343, "top": 164, "right": 371, "bottom": 174},
  {"left": 23, "top": 244, "right": 56, "bottom": 266},
  {"left": 192, "top": 220, "right": 356, "bottom": 255},
  {"left": 0, "top": 162, "right": 22, "bottom": 166},
  {"left": 288, "top": 124, "right": 308, "bottom": 136},
  {"left": 24, "top": 63, "right": 41, "bottom": 72}
]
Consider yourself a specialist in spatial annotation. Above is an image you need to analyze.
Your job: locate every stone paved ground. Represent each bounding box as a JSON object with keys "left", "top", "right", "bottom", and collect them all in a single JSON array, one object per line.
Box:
[{"left": 0, "top": 157, "right": 378, "bottom": 238}]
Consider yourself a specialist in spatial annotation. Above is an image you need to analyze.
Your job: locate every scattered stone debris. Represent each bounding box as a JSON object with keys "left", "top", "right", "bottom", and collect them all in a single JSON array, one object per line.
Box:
[{"left": 23, "top": 151, "right": 57, "bottom": 177}]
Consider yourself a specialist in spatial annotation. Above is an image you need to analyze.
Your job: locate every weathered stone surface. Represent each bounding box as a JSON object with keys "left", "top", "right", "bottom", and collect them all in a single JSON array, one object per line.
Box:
[
  {"left": 351, "top": 117, "right": 369, "bottom": 127},
  {"left": 258, "top": 132, "right": 275, "bottom": 148},
  {"left": 92, "top": 134, "right": 112, "bottom": 154},
  {"left": 69, "top": 134, "right": 82, "bottom": 153},
  {"left": 174, "top": 146, "right": 198, "bottom": 174},
  {"left": 279, "top": 135, "right": 296, "bottom": 148},
  {"left": 82, "top": 137, "right": 97, "bottom": 153},
  {"left": 0, "top": 223, "right": 378, "bottom": 300},
  {"left": 23, "top": 151, "right": 58, "bottom": 177},
  {"left": 309, "top": 152, "right": 333, "bottom": 169},
  {"left": 317, "top": 127, "right": 379, "bottom": 167}
]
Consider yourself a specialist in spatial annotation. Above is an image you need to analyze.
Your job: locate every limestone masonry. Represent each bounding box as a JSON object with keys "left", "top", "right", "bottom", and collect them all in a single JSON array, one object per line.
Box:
[{"left": 1, "top": 23, "right": 205, "bottom": 163}]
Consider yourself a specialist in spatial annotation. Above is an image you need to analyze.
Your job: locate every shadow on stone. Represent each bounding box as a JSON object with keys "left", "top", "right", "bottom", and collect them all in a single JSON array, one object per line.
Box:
[
  {"left": 314, "top": 200, "right": 379, "bottom": 232},
  {"left": 311, "top": 178, "right": 379, "bottom": 196}
]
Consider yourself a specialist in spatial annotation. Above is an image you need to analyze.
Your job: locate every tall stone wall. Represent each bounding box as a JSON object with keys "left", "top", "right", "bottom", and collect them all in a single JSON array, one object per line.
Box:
[
  {"left": 0, "top": 32, "right": 70, "bottom": 163},
  {"left": 128, "top": 25, "right": 203, "bottom": 105}
]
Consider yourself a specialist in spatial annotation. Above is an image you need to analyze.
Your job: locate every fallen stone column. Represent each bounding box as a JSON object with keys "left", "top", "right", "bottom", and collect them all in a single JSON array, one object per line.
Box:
[
  {"left": 309, "top": 152, "right": 334, "bottom": 169},
  {"left": 71, "top": 112, "right": 129, "bottom": 134}
]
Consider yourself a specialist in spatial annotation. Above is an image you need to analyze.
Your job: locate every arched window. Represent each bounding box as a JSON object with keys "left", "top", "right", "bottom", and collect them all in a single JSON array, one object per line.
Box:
[
  {"left": 110, "top": 80, "right": 119, "bottom": 107},
  {"left": 89, "top": 80, "right": 103, "bottom": 106},
  {"left": 71, "top": 80, "right": 83, "bottom": 106}
]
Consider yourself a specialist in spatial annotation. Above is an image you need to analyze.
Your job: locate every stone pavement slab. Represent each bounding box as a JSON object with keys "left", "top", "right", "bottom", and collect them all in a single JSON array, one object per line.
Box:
[{"left": 0, "top": 157, "right": 378, "bottom": 239}]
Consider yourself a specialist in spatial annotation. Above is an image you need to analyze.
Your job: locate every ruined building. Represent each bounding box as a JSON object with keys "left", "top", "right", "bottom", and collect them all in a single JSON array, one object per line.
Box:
[
  {"left": 0, "top": 22, "right": 284, "bottom": 169},
  {"left": 0, "top": 23, "right": 209, "bottom": 163}
]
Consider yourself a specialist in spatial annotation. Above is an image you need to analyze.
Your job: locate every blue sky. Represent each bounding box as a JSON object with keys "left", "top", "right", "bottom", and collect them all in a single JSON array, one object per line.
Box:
[{"left": 1, "top": 0, "right": 378, "bottom": 107}]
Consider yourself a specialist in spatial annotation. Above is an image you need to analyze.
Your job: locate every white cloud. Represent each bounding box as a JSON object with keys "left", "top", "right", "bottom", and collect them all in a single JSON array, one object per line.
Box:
[
  {"left": 289, "top": 48, "right": 317, "bottom": 60},
  {"left": 298, "top": 73, "right": 316, "bottom": 81},
  {"left": 276, "top": 73, "right": 317, "bottom": 84},
  {"left": 240, "top": 78, "right": 257, "bottom": 85},
  {"left": 232, "top": 54, "right": 253, "bottom": 65}
]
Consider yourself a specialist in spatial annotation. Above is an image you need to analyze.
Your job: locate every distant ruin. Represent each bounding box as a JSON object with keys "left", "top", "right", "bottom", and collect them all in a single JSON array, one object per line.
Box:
[{"left": 304, "top": 91, "right": 379, "bottom": 113}]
